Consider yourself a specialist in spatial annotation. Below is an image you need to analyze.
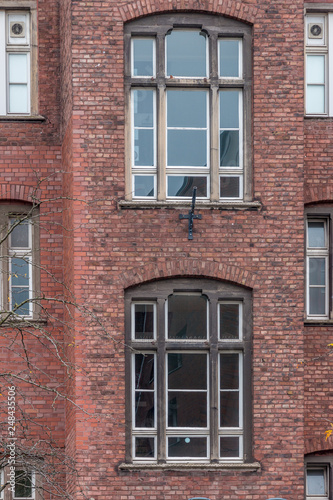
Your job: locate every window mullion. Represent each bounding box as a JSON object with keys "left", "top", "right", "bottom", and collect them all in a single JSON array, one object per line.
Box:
[
  {"left": 156, "top": 298, "right": 166, "bottom": 462},
  {"left": 210, "top": 297, "right": 219, "bottom": 461},
  {"left": 157, "top": 85, "right": 166, "bottom": 201},
  {"left": 210, "top": 86, "right": 219, "bottom": 202}
]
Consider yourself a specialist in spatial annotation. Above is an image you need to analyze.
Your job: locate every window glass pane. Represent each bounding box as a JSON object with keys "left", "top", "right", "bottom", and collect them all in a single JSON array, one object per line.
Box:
[
  {"left": 11, "top": 258, "right": 30, "bottom": 286},
  {"left": 309, "top": 288, "right": 326, "bottom": 315},
  {"left": 134, "top": 129, "right": 154, "bottom": 166},
  {"left": 133, "top": 89, "right": 154, "bottom": 127},
  {"left": 168, "top": 294, "right": 207, "bottom": 339},
  {"left": 220, "top": 353, "right": 239, "bottom": 389},
  {"left": 168, "top": 437, "right": 207, "bottom": 458},
  {"left": 168, "top": 353, "right": 207, "bottom": 389},
  {"left": 134, "top": 175, "right": 155, "bottom": 198},
  {"left": 167, "top": 130, "right": 207, "bottom": 166},
  {"left": 219, "top": 40, "right": 240, "bottom": 77},
  {"left": 219, "top": 303, "right": 240, "bottom": 340},
  {"left": 166, "top": 30, "right": 206, "bottom": 77},
  {"left": 308, "top": 221, "right": 326, "bottom": 248},
  {"left": 134, "top": 304, "right": 154, "bottom": 339},
  {"left": 306, "top": 55, "right": 325, "bottom": 84},
  {"left": 167, "top": 176, "right": 207, "bottom": 198},
  {"left": 135, "top": 391, "right": 154, "bottom": 427},
  {"left": 307, "top": 468, "right": 326, "bottom": 495},
  {"left": 135, "top": 437, "right": 155, "bottom": 458},
  {"left": 220, "top": 436, "right": 240, "bottom": 458},
  {"left": 14, "top": 471, "right": 32, "bottom": 498},
  {"left": 309, "top": 257, "right": 326, "bottom": 285},
  {"left": 11, "top": 288, "right": 30, "bottom": 315},
  {"left": 9, "top": 84, "right": 28, "bottom": 113},
  {"left": 220, "top": 131, "right": 239, "bottom": 167},
  {"left": 167, "top": 90, "right": 207, "bottom": 128},
  {"left": 220, "top": 391, "right": 239, "bottom": 427},
  {"left": 306, "top": 85, "right": 325, "bottom": 114},
  {"left": 9, "top": 54, "right": 28, "bottom": 83},
  {"left": 220, "top": 90, "right": 239, "bottom": 128},
  {"left": 220, "top": 176, "right": 241, "bottom": 198},
  {"left": 135, "top": 354, "right": 154, "bottom": 389},
  {"left": 10, "top": 220, "right": 29, "bottom": 248},
  {"left": 168, "top": 392, "right": 207, "bottom": 427},
  {"left": 132, "top": 38, "right": 154, "bottom": 76}
]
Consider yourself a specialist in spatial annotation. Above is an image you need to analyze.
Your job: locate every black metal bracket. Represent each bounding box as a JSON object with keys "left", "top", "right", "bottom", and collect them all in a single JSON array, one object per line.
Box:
[{"left": 179, "top": 187, "right": 202, "bottom": 240}]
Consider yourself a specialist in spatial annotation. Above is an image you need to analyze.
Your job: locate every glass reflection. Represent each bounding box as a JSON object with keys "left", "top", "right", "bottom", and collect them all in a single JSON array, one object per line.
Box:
[
  {"left": 308, "top": 221, "right": 325, "bottom": 248},
  {"left": 132, "top": 38, "right": 154, "bottom": 76},
  {"left": 168, "top": 437, "right": 207, "bottom": 457},
  {"left": 168, "top": 294, "right": 207, "bottom": 339},
  {"left": 219, "top": 40, "right": 240, "bottom": 77}
]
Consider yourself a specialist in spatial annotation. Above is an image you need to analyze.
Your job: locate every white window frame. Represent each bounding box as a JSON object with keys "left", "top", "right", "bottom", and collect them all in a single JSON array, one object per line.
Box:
[
  {"left": 8, "top": 218, "right": 33, "bottom": 317},
  {"left": 305, "top": 13, "right": 333, "bottom": 116},
  {"left": 306, "top": 464, "right": 330, "bottom": 500},
  {"left": 306, "top": 217, "right": 330, "bottom": 320},
  {"left": 13, "top": 470, "right": 35, "bottom": 500},
  {"left": 0, "top": 4, "right": 37, "bottom": 117}
]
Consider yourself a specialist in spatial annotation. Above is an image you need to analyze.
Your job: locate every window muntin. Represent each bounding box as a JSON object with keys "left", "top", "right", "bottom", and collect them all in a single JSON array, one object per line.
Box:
[
  {"left": 306, "top": 218, "right": 329, "bottom": 319},
  {"left": 126, "top": 279, "right": 252, "bottom": 464},
  {"left": 125, "top": 14, "right": 251, "bottom": 203},
  {"left": 0, "top": 9, "right": 37, "bottom": 116}
]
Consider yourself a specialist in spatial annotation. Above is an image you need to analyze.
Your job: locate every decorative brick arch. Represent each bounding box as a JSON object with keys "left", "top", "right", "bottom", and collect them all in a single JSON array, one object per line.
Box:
[
  {"left": 120, "top": 258, "right": 256, "bottom": 290},
  {"left": 305, "top": 437, "right": 333, "bottom": 456},
  {"left": 304, "top": 184, "right": 333, "bottom": 205},
  {"left": 0, "top": 184, "right": 41, "bottom": 204},
  {"left": 116, "top": 0, "right": 258, "bottom": 24}
]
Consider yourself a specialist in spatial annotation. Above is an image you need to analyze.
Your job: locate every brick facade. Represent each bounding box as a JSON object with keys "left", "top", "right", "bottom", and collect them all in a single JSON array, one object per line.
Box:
[{"left": 0, "top": 0, "right": 332, "bottom": 498}]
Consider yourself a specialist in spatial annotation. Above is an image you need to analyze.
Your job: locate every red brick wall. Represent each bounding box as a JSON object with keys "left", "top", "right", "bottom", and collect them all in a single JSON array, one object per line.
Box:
[{"left": 63, "top": 0, "right": 307, "bottom": 498}]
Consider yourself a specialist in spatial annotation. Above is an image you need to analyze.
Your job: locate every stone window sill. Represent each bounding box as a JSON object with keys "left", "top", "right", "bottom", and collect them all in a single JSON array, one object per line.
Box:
[
  {"left": 119, "top": 461, "right": 261, "bottom": 471},
  {"left": 0, "top": 115, "right": 46, "bottom": 122},
  {"left": 118, "top": 200, "right": 262, "bottom": 211}
]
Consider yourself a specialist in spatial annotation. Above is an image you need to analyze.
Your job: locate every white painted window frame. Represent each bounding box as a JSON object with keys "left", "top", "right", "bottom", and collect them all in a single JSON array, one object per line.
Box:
[
  {"left": 8, "top": 218, "right": 33, "bottom": 318},
  {"left": 0, "top": 10, "right": 31, "bottom": 116},
  {"left": 305, "top": 13, "right": 333, "bottom": 116},
  {"left": 306, "top": 464, "right": 329, "bottom": 500},
  {"left": 306, "top": 217, "right": 329, "bottom": 320}
]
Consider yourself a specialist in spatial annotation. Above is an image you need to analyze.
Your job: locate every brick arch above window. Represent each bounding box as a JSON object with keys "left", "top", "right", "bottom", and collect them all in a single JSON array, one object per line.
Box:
[
  {"left": 305, "top": 184, "right": 333, "bottom": 205},
  {"left": 119, "top": 258, "right": 256, "bottom": 290},
  {"left": 117, "top": 1, "right": 258, "bottom": 24},
  {"left": 0, "top": 184, "right": 41, "bottom": 204},
  {"left": 305, "top": 438, "right": 333, "bottom": 456}
]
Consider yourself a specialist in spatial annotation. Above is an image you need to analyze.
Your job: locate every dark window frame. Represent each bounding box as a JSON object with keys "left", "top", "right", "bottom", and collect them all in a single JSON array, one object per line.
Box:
[{"left": 125, "top": 278, "right": 253, "bottom": 464}]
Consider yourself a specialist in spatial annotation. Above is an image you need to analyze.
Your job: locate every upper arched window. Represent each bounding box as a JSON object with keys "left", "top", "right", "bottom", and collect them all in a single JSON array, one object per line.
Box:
[{"left": 124, "top": 13, "right": 252, "bottom": 204}]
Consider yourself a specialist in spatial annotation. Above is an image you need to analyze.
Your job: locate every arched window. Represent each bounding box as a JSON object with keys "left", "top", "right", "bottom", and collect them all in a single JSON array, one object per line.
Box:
[
  {"left": 124, "top": 278, "right": 252, "bottom": 464},
  {"left": 124, "top": 13, "right": 252, "bottom": 203}
]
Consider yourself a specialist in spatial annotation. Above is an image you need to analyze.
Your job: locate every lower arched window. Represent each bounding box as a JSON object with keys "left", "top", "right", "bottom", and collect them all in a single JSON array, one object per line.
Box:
[{"left": 125, "top": 278, "right": 252, "bottom": 464}]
